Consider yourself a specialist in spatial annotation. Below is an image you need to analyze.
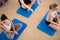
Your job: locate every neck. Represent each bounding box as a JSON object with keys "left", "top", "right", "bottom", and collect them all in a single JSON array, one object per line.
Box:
[{"left": 50, "top": 10, "right": 57, "bottom": 13}]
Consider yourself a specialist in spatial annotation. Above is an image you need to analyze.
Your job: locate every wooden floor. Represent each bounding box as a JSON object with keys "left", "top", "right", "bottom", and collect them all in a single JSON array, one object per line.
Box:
[{"left": 0, "top": 0, "right": 60, "bottom": 40}]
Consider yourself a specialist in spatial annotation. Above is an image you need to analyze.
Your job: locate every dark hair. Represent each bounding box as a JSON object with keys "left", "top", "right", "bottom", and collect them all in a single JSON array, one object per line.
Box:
[
  {"left": 1, "top": 14, "right": 8, "bottom": 21},
  {"left": 49, "top": 3, "right": 58, "bottom": 10}
]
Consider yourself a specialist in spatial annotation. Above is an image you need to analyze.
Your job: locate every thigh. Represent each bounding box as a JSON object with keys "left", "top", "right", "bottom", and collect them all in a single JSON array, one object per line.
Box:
[
  {"left": 49, "top": 23, "right": 59, "bottom": 31},
  {"left": 21, "top": 5, "right": 28, "bottom": 9},
  {"left": 58, "top": 15, "right": 60, "bottom": 20},
  {"left": 29, "top": 0, "right": 35, "bottom": 7},
  {"left": 14, "top": 24, "right": 22, "bottom": 31},
  {"left": 57, "top": 15, "right": 60, "bottom": 23},
  {"left": 31, "top": 0, "right": 35, "bottom": 4}
]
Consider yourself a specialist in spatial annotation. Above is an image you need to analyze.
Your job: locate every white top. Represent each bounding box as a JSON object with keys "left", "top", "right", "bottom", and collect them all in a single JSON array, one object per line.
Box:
[
  {"left": 2, "top": 20, "right": 11, "bottom": 30},
  {"left": 46, "top": 11, "right": 57, "bottom": 22}
]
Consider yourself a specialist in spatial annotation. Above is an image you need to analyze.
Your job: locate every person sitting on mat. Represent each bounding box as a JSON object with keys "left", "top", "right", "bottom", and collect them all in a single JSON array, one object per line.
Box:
[
  {"left": 46, "top": 3, "right": 60, "bottom": 31},
  {"left": 18, "top": 0, "right": 40, "bottom": 12},
  {"left": 0, "top": 0, "right": 5, "bottom": 5},
  {"left": 0, "top": 14, "right": 22, "bottom": 40}
]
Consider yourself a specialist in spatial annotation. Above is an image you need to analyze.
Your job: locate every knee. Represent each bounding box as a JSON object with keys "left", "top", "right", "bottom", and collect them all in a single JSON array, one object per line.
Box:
[{"left": 56, "top": 27, "right": 59, "bottom": 31}]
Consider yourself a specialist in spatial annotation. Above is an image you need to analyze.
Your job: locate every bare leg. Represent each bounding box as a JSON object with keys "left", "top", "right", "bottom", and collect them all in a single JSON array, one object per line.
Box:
[
  {"left": 27, "top": 0, "right": 35, "bottom": 11},
  {"left": 14, "top": 24, "right": 22, "bottom": 31},
  {"left": 20, "top": 0, "right": 34, "bottom": 12},
  {"left": 56, "top": 15, "right": 60, "bottom": 28},
  {"left": 21, "top": 4, "right": 33, "bottom": 12},
  {"left": 57, "top": 15, "right": 60, "bottom": 23},
  {"left": 29, "top": 0, "right": 35, "bottom": 8},
  {"left": 49, "top": 23, "right": 59, "bottom": 31},
  {"left": 21, "top": 5, "right": 28, "bottom": 9}
]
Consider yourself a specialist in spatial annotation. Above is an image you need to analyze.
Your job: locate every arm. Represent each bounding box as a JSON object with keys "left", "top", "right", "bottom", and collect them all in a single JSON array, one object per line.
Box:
[
  {"left": 8, "top": 19, "right": 16, "bottom": 31},
  {"left": 50, "top": 14, "right": 58, "bottom": 26},
  {"left": 11, "top": 24, "right": 18, "bottom": 35},
  {"left": 0, "top": 25, "right": 13, "bottom": 33},
  {"left": 21, "top": 0, "right": 31, "bottom": 9},
  {"left": 8, "top": 19, "right": 18, "bottom": 35},
  {"left": 11, "top": 24, "right": 16, "bottom": 31}
]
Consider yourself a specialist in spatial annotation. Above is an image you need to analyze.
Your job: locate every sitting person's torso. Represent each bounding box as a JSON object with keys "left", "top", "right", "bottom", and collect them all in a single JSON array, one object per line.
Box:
[
  {"left": 2, "top": 20, "right": 11, "bottom": 31},
  {"left": 46, "top": 11, "right": 57, "bottom": 22}
]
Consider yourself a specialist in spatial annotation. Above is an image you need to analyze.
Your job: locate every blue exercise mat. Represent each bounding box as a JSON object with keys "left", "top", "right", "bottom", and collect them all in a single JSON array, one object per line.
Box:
[
  {"left": 0, "top": 0, "right": 8, "bottom": 7},
  {"left": 57, "top": 12, "right": 60, "bottom": 15},
  {"left": 17, "top": 0, "right": 38, "bottom": 18},
  {"left": 0, "top": 19, "right": 27, "bottom": 40},
  {"left": 37, "top": 12, "right": 57, "bottom": 36}
]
